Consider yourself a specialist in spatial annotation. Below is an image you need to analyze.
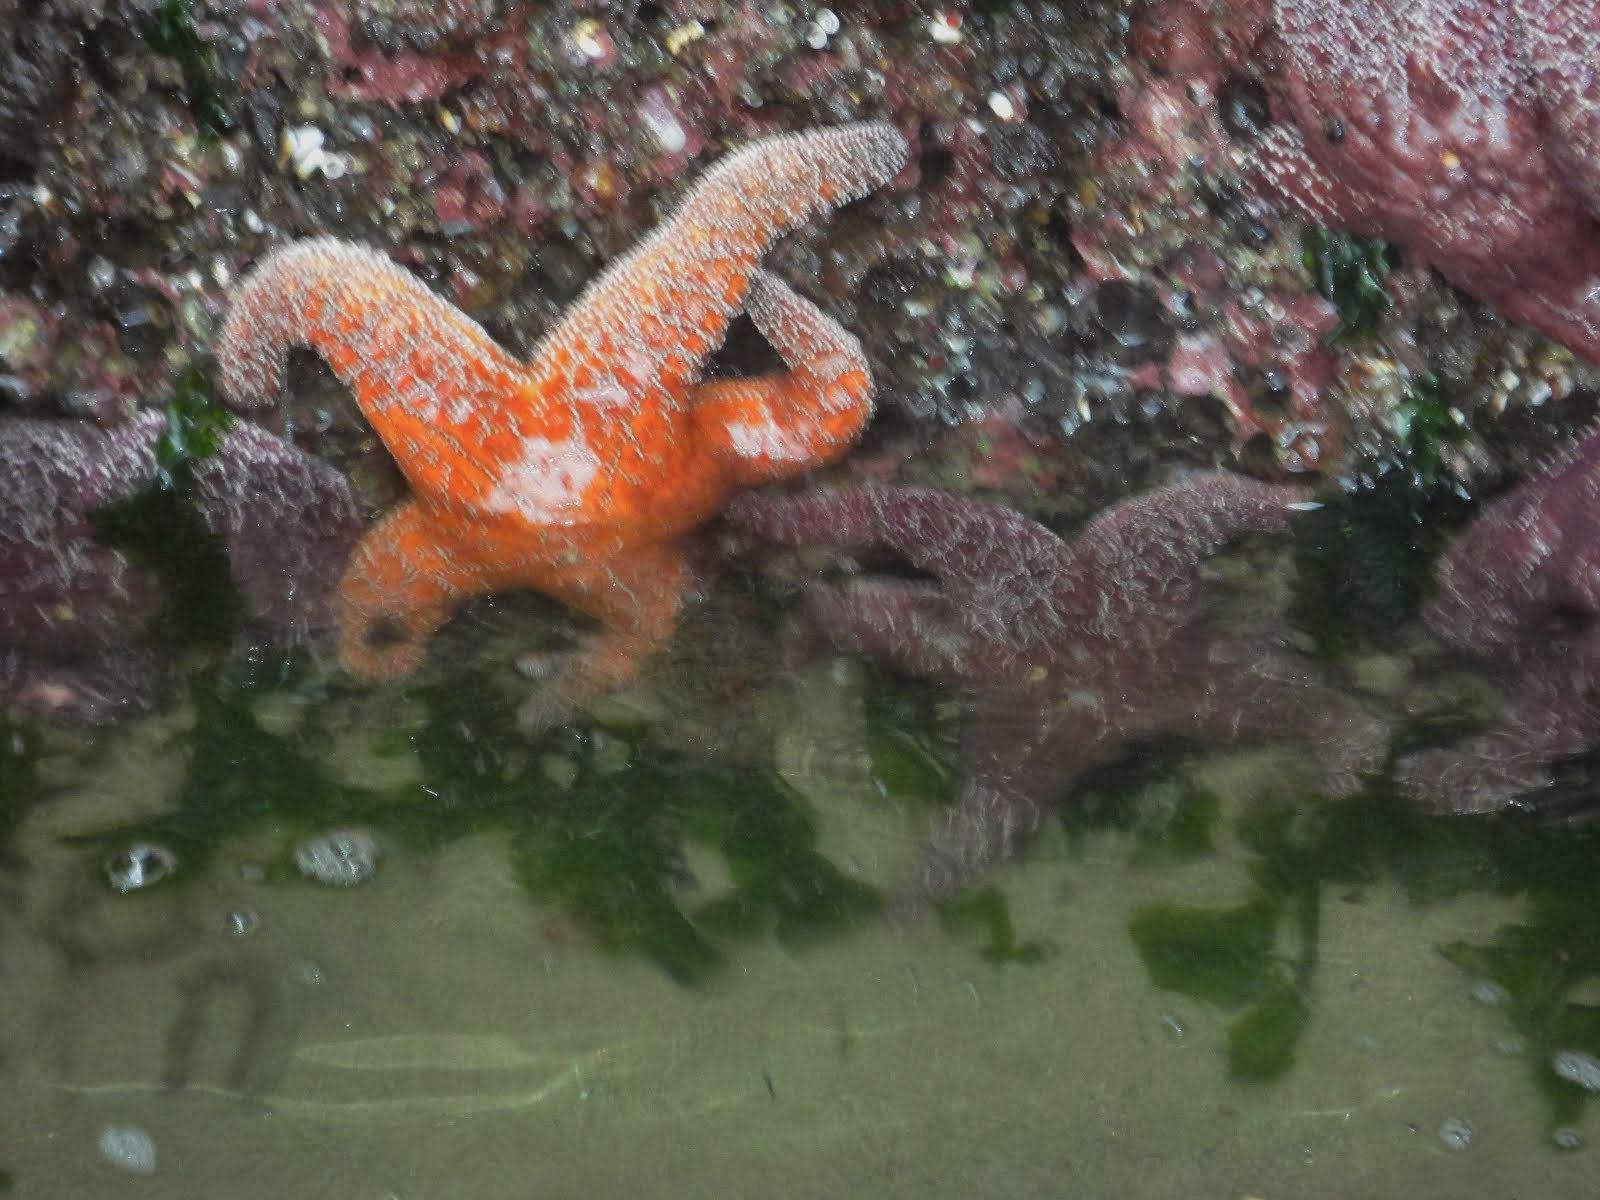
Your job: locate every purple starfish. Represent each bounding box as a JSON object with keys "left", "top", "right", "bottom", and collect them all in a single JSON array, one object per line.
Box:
[
  {"left": 727, "top": 473, "right": 1389, "bottom": 909},
  {"left": 1, "top": 412, "right": 362, "bottom": 720},
  {"left": 1253, "top": 0, "right": 1600, "bottom": 362},
  {"left": 1135, "top": 0, "right": 1600, "bottom": 362},
  {"left": 1398, "top": 429, "right": 1600, "bottom": 814}
]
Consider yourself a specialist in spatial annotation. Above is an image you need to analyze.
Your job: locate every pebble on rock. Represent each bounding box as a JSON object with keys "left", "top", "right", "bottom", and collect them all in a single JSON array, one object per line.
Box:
[
  {"left": 96, "top": 1125, "right": 156, "bottom": 1174},
  {"left": 1438, "top": 1117, "right": 1474, "bottom": 1150},
  {"left": 1552, "top": 1049, "right": 1600, "bottom": 1092},
  {"left": 293, "top": 828, "right": 379, "bottom": 887},
  {"left": 104, "top": 843, "right": 177, "bottom": 892}
]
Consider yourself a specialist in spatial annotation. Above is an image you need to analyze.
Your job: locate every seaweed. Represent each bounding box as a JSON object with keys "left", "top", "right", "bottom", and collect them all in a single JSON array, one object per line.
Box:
[
  {"left": 1128, "top": 784, "right": 1435, "bottom": 1082},
  {"left": 0, "top": 718, "right": 39, "bottom": 852},
  {"left": 68, "top": 659, "right": 881, "bottom": 984},
  {"left": 144, "top": 0, "right": 234, "bottom": 135},
  {"left": 1301, "top": 226, "right": 1394, "bottom": 343},
  {"left": 938, "top": 887, "right": 1053, "bottom": 965},
  {"left": 89, "top": 367, "right": 241, "bottom": 644},
  {"left": 1436, "top": 834, "right": 1600, "bottom": 1131},
  {"left": 153, "top": 365, "right": 234, "bottom": 488},
  {"left": 1390, "top": 372, "right": 1463, "bottom": 491},
  {"left": 1290, "top": 467, "right": 1469, "bottom": 657}
]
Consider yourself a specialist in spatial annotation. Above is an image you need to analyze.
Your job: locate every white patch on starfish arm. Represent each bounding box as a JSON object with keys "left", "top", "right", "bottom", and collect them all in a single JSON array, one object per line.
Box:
[
  {"left": 482, "top": 434, "right": 603, "bottom": 523},
  {"left": 721, "top": 415, "right": 813, "bottom": 463}
]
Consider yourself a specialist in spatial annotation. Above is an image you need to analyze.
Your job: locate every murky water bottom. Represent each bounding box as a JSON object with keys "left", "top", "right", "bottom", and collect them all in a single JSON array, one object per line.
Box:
[{"left": 1, "top": 692, "right": 1594, "bottom": 1198}]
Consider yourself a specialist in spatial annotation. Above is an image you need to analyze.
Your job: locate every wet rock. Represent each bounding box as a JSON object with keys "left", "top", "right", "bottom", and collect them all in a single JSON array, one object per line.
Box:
[
  {"left": 294, "top": 828, "right": 379, "bottom": 888},
  {"left": 104, "top": 842, "right": 178, "bottom": 892},
  {"left": 96, "top": 1124, "right": 157, "bottom": 1174},
  {"left": 1438, "top": 1117, "right": 1473, "bottom": 1150},
  {"left": 0, "top": 20, "right": 75, "bottom": 180},
  {"left": 1082, "top": 279, "right": 1175, "bottom": 365},
  {"left": 1553, "top": 1048, "right": 1600, "bottom": 1092}
]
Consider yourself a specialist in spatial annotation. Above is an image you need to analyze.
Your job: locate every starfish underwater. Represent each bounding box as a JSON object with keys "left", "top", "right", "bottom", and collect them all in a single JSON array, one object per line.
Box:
[
  {"left": 217, "top": 121, "right": 909, "bottom": 719},
  {"left": 1398, "top": 426, "right": 1600, "bottom": 815},
  {"left": 727, "top": 474, "right": 1389, "bottom": 910},
  {"left": 0, "top": 410, "right": 361, "bottom": 720},
  {"left": 1135, "top": 0, "right": 1600, "bottom": 362}
]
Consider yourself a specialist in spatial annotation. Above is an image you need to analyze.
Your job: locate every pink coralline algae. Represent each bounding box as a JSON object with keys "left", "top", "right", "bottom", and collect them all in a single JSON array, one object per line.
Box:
[
  {"left": 1399, "top": 426, "right": 1600, "bottom": 814},
  {"left": 1069, "top": 63, "right": 1346, "bottom": 465},
  {"left": 728, "top": 474, "right": 1388, "bottom": 910},
  {"left": 314, "top": 6, "right": 527, "bottom": 108},
  {"left": 1139, "top": 0, "right": 1600, "bottom": 363},
  {"left": 1, "top": 412, "right": 362, "bottom": 719}
]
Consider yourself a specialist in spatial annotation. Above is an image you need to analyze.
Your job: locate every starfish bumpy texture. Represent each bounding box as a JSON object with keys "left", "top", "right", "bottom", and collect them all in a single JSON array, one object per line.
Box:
[
  {"left": 217, "top": 122, "right": 909, "bottom": 723},
  {"left": 1398, "top": 428, "right": 1600, "bottom": 815},
  {"left": 728, "top": 473, "right": 1388, "bottom": 908},
  {"left": 1253, "top": 0, "right": 1600, "bottom": 361},
  {"left": 1137, "top": 0, "right": 1600, "bottom": 362},
  {"left": 0, "top": 411, "right": 362, "bottom": 719}
]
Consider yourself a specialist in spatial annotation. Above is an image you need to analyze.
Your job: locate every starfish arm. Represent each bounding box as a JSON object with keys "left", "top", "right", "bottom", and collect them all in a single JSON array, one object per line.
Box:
[
  {"left": 1069, "top": 472, "right": 1313, "bottom": 628},
  {"left": 805, "top": 579, "right": 972, "bottom": 681},
  {"left": 726, "top": 485, "right": 1073, "bottom": 591},
  {"left": 896, "top": 704, "right": 1074, "bottom": 912},
  {"left": 902, "top": 778, "right": 1045, "bottom": 913},
  {"left": 1, "top": 415, "right": 164, "bottom": 649},
  {"left": 1152, "top": 635, "right": 1390, "bottom": 798},
  {"left": 1422, "top": 428, "right": 1600, "bottom": 655},
  {"left": 524, "top": 123, "right": 908, "bottom": 415},
  {"left": 691, "top": 271, "right": 875, "bottom": 483},
  {"left": 188, "top": 422, "right": 364, "bottom": 635},
  {"left": 1397, "top": 739, "right": 1560, "bottom": 817},
  {"left": 335, "top": 498, "right": 484, "bottom": 680},
  {"left": 1398, "top": 639, "right": 1600, "bottom": 814},
  {"left": 514, "top": 540, "right": 694, "bottom": 732},
  {"left": 216, "top": 239, "right": 531, "bottom": 498}
]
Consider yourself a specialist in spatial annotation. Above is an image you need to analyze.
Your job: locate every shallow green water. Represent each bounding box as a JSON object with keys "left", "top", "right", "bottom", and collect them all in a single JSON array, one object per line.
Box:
[{"left": 2, "top": 588, "right": 1598, "bottom": 1198}]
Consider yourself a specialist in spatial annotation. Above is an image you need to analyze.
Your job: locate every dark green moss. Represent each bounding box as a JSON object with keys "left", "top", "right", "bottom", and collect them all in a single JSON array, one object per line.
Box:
[
  {"left": 72, "top": 659, "right": 883, "bottom": 982},
  {"left": 145, "top": 0, "right": 234, "bottom": 135},
  {"left": 1227, "top": 983, "right": 1309, "bottom": 1082},
  {"left": 1130, "top": 896, "right": 1284, "bottom": 1009},
  {"left": 90, "top": 368, "right": 241, "bottom": 645},
  {"left": 937, "top": 887, "right": 1053, "bottom": 964},
  {"left": 1301, "top": 226, "right": 1394, "bottom": 342},
  {"left": 1290, "top": 469, "right": 1470, "bottom": 657},
  {"left": 0, "top": 720, "right": 40, "bottom": 851}
]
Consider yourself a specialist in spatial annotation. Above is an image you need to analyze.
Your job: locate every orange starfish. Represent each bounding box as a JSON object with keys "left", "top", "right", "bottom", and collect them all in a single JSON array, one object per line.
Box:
[{"left": 217, "top": 121, "right": 908, "bottom": 716}]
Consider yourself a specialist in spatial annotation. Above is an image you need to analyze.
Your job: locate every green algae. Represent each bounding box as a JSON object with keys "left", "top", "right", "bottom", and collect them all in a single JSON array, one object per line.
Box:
[
  {"left": 1290, "top": 468, "right": 1469, "bottom": 658},
  {"left": 91, "top": 366, "right": 241, "bottom": 645},
  {"left": 1127, "top": 759, "right": 1600, "bottom": 1102},
  {"left": 145, "top": 0, "right": 234, "bottom": 135},
  {"left": 68, "top": 660, "right": 880, "bottom": 984},
  {"left": 937, "top": 887, "right": 1053, "bottom": 965},
  {"left": 0, "top": 719, "right": 39, "bottom": 852},
  {"left": 860, "top": 666, "right": 957, "bottom": 809},
  {"left": 154, "top": 365, "right": 235, "bottom": 487},
  {"left": 1131, "top": 895, "right": 1284, "bottom": 1010},
  {"left": 1301, "top": 226, "right": 1393, "bottom": 343},
  {"left": 1390, "top": 372, "right": 1463, "bottom": 490},
  {"left": 1438, "top": 839, "right": 1600, "bottom": 1130}
]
